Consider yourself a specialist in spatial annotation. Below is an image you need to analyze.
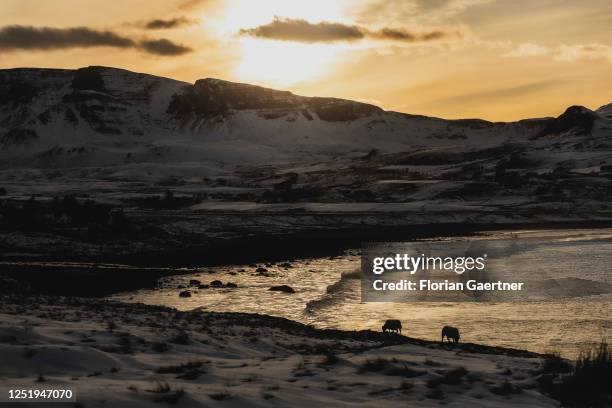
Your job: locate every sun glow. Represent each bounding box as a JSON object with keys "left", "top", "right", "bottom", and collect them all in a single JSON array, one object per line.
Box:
[
  {"left": 209, "top": 0, "right": 353, "bottom": 87},
  {"left": 216, "top": 0, "right": 350, "bottom": 34},
  {"left": 234, "top": 39, "right": 340, "bottom": 86}
]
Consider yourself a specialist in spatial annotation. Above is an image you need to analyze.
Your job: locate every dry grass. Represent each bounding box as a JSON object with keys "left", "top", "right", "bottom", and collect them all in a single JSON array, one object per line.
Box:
[{"left": 550, "top": 341, "right": 612, "bottom": 407}]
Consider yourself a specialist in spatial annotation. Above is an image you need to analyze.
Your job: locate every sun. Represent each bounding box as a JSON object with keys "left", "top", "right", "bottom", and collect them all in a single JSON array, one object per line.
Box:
[{"left": 209, "top": 0, "right": 353, "bottom": 87}]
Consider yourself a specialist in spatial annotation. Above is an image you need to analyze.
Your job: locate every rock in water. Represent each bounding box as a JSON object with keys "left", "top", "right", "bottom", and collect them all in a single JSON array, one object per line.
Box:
[
  {"left": 269, "top": 285, "right": 295, "bottom": 294},
  {"left": 210, "top": 280, "right": 223, "bottom": 288}
]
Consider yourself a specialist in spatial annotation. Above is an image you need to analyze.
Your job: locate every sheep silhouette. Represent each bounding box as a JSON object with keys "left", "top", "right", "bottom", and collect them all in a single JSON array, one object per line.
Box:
[
  {"left": 382, "top": 319, "right": 402, "bottom": 334},
  {"left": 441, "top": 326, "right": 460, "bottom": 343}
]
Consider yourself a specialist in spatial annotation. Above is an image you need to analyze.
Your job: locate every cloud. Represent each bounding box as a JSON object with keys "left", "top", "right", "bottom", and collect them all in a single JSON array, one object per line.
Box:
[
  {"left": 438, "top": 79, "right": 561, "bottom": 105},
  {"left": 504, "top": 42, "right": 612, "bottom": 63},
  {"left": 555, "top": 43, "right": 612, "bottom": 63},
  {"left": 504, "top": 43, "right": 549, "bottom": 58},
  {"left": 239, "top": 17, "right": 463, "bottom": 44},
  {"left": 240, "top": 18, "right": 364, "bottom": 43},
  {"left": 139, "top": 38, "right": 192, "bottom": 55},
  {"left": 0, "top": 25, "right": 135, "bottom": 50},
  {"left": 143, "top": 17, "right": 197, "bottom": 30},
  {"left": 354, "top": 0, "right": 495, "bottom": 26},
  {"left": 375, "top": 27, "right": 463, "bottom": 42},
  {"left": 177, "top": 0, "right": 213, "bottom": 10},
  {"left": 0, "top": 25, "right": 192, "bottom": 56},
  {"left": 428, "top": 0, "right": 496, "bottom": 20}
]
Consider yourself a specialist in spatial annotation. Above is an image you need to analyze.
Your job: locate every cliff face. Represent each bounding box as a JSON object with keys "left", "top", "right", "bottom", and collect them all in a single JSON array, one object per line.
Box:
[
  {"left": 168, "top": 77, "right": 382, "bottom": 122},
  {"left": 1, "top": 66, "right": 382, "bottom": 140}
]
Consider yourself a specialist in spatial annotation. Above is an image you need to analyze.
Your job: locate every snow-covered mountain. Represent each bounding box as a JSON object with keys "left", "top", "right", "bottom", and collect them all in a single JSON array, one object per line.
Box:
[
  {"left": 1, "top": 65, "right": 612, "bottom": 259},
  {"left": 2, "top": 65, "right": 590, "bottom": 168},
  {"left": 0, "top": 65, "right": 611, "bottom": 208}
]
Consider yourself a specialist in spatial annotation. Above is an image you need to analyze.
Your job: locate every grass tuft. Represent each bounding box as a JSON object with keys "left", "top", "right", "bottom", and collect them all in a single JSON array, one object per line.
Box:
[
  {"left": 546, "top": 341, "right": 612, "bottom": 407},
  {"left": 358, "top": 357, "right": 390, "bottom": 373},
  {"left": 155, "top": 361, "right": 204, "bottom": 374},
  {"left": 208, "top": 392, "right": 230, "bottom": 401},
  {"left": 541, "top": 351, "right": 572, "bottom": 374},
  {"left": 148, "top": 381, "right": 171, "bottom": 394}
]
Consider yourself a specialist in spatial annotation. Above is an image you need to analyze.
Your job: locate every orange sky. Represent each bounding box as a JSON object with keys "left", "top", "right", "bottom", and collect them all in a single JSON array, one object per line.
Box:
[{"left": 1, "top": 0, "right": 611, "bottom": 121}]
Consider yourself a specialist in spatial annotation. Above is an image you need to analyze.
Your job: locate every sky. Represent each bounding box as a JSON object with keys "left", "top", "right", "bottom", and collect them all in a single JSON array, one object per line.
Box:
[{"left": 0, "top": 0, "right": 611, "bottom": 121}]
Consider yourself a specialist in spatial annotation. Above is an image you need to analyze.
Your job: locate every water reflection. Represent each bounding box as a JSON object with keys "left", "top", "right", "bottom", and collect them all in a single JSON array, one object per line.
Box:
[{"left": 110, "top": 229, "right": 612, "bottom": 358}]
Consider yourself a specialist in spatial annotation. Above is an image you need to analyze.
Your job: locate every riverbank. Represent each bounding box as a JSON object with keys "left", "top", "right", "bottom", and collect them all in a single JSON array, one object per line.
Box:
[
  {"left": 3, "top": 221, "right": 612, "bottom": 297},
  {"left": 0, "top": 295, "right": 559, "bottom": 407},
  {"left": 3, "top": 203, "right": 612, "bottom": 267}
]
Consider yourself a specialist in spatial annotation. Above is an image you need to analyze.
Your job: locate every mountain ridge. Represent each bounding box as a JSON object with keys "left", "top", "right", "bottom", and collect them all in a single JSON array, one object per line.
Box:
[
  {"left": 0, "top": 65, "right": 610, "bottom": 170},
  {"left": 0, "top": 66, "right": 611, "bottom": 237},
  {"left": 4, "top": 65, "right": 603, "bottom": 122}
]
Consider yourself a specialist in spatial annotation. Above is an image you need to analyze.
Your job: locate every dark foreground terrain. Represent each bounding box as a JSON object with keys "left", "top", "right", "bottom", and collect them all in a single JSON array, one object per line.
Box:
[{"left": 0, "top": 295, "right": 583, "bottom": 407}]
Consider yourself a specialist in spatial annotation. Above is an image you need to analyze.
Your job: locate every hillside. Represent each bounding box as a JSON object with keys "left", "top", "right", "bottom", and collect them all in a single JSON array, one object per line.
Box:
[
  {"left": 0, "top": 66, "right": 560, "bottom": 168},
  {"left": 0, "top": 66, "right": 611, "bottom": 258}
]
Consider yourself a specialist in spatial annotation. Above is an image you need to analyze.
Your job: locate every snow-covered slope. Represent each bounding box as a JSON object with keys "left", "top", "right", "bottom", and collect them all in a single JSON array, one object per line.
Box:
[
  {"left": 0, "top": 296, "right": 561, "bottom": 408},
  {"left": 597, "top": 103, "right": 612, "bottom": 119},
  {"left": 0, "top": 66, "right": 561, "bottom": 168},
  {"left": 1, "top": 66, "right": 611, "bottom": 209},
  {"left": 0, "top": 67, "right": 188, "bottom": 166}
]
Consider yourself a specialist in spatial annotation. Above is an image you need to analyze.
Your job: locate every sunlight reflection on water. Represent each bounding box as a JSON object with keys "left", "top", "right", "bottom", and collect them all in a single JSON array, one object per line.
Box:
[{"left": 111, "top": 229, "right": 612, "bottom": 358}]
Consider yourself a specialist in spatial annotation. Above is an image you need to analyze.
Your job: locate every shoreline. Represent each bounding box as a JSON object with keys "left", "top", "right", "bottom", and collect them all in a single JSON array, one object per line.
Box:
[
  {"left": 8, "top": 219, "right": 612, "bottom": 268},
  {"left": 0, "top": 295, "right": 541, "bottom": 358},
  {"left": 2, "top": 220, "right": 612, "bottom": 297},
  {"left": 123, "top": 219, "right": 612, "bottom": 267}
]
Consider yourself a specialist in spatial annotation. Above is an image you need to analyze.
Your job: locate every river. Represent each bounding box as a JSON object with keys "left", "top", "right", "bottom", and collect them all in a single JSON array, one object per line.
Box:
[{"left": 110, "top": 228, "right": 612, "bottom": 358}]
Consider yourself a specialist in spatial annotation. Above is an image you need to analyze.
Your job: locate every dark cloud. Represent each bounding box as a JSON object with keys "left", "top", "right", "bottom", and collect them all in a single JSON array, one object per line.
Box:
[
  {"left": 139, "top": 38, "right": 192, "bottom": 55},
  {"left": 143, "top": 17, "right": 196, "bottom": 30},
  {"left": 0, "top": 25, "right": 135, "bottom": 50},
  {"left": 376, "top": 28, "right": 417, "bottom": 42},
  {"left": 376, "top": 27, "right": 461, "bottom": 41},
  {"left": 0, "top": 25, "right": 192, "bottom": 56},
  {"left": 240, "top": 18, "right": 365, "bottom": 43},
  {"left": 239, "top": 17, "right": 462, "bottom": 44}
]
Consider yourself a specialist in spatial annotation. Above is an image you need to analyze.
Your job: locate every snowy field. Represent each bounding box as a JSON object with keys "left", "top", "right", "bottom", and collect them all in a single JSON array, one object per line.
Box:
[{"left": 0, "top": 296, "right": 558, "bottom": 407}]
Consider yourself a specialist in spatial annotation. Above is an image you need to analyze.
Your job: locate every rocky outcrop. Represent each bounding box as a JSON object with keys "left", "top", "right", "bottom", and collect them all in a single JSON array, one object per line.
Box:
[
  {"left": 537, "top": 106, "right": 600, "bottom": 137},
  {"left": 167, "top": 77, "right": 382, "bottom": 122}
]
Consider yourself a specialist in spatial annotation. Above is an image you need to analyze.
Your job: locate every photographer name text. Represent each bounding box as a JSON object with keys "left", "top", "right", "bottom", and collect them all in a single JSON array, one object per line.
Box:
[{"left": 372, "top": 279, "right": 524, "bottom": 291}]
